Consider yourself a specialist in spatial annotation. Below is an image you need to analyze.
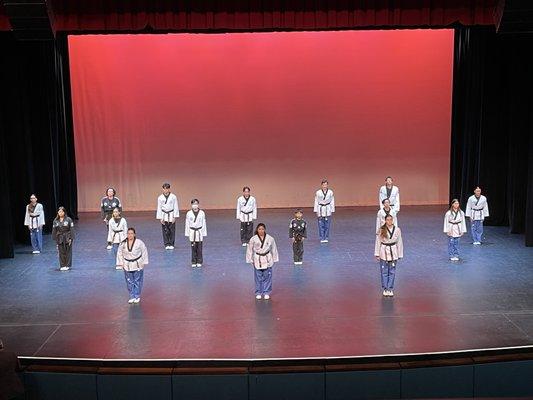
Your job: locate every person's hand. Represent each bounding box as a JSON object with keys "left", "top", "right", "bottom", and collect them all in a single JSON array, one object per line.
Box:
[
  {"left": 375, "top": 256, "right": 380, "bottom": 261},
  {"left": 291, "top": 237, "right": 295, "bottom": 243},
  {"left": 160, "top": 219, "right": 165, "bottom": 225},
  {"left": 68, "top": 239, "right": 72, "bottom": 246}
]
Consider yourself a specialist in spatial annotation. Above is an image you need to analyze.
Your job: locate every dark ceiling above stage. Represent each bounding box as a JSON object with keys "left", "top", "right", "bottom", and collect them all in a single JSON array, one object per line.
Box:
[{"left": 1, "top": 0, "right": 500, "bottom": 38}]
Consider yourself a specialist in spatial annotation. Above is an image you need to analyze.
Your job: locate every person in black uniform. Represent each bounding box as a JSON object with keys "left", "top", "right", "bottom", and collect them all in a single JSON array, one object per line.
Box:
[
  {"left": 52, "top": 206, "right": 75, "bottom": 271},
  {"left": 100, "top": 187, "right": 122, "bottom": 249},
  {"left": 289, "top": 209, "right": 307, "bottom": 265}
]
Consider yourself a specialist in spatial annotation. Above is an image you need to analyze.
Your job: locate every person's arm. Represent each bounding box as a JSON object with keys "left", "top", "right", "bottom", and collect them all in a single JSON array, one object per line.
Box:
[
  {"left": 141, "top": 241, "right": 149, "bottom": 265},
  {"left": 156, "top": 197, "right": 163, "bottom": 220},
  {"left": 201, "top": 212, "right": 207, "bottom": 237},
  {"left": 395, "top": 189, "right": 400, "bottom": 213},
  {"left": 484, "top": 198, "right": 490, "bottom": 218},
  {"left": 116, "top": 197, "right": 122, "bottom": 213},
  {"left": 374, "top": 235, "right": 381, "bottom": 259},
  {"left": 100, "top": 198, "right": 106, "bottom": 220},
  {"left": 330, "top": 192, "right": 335, "bottom": 213},
  {"left": 397, "top": 229, "right": 404, "bottom": 259},
  {"left": 245, "top": 239, "right": 253, "bottom": 264},
  {"left": 302, "top": 222, "right": 307, "bottom": 239},
  {"left": 289, "top": 222, "right": 294, "bottom": 239},
  {"left": 465, "top": 197, "right": 472, "bottom": 218},
  {"left": 443, "top": 213, "right": 449, "bottom": 234},
  {"left": 173, "top": 196, "right": 180, "bottom": 219},
  {"left": 184, "top": 213, "right": 190, "bottom": 237},
  {"left": 460, "top": 211, "right": 467, "bottom": 234},
  {"left": 39, "top": 204, "right": 45, "bottom": 227},
  {"left": 236, "top": 198, "right": 241, "bottom": 220},
  {"left": 252, "top": 198, "right": 257, "bottom": 220},
  {"left": 24, "top": 205, "right": 30, "bottom": 227},
  {"left": 69, "top": 218, "right": 75, "bottom": 243},
  {"left": 116, "top": 242, "right": 124, "bottom": 267},
  {"left": 313, "top": 193, "right": 318, "bottom": 214},
  {"left": 271, "top": 239, "right": 279, "bottom": 263}
]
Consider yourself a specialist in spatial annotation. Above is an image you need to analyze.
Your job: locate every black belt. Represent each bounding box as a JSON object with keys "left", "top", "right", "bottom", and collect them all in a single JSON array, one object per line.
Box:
[
  {"left": 381, "top": 242, "right": 397, "bottom": 246},
  {"left": 162, "top": 209, "right": 174, "bottom": 213},
  {"left": 125, "top": 255, "right": 142, "bottom": 262},
  {"left": 319, "top": 202, "right": 331, "bottom": 207},
  {"left": 191, "top": 227, "right": 202, "bottom": 230},
  {"left": 256, "top": 250, "right": 270, "bottom": 257},
  {"left": 113, "top": 229, "right": 123, "bottom": 233},
  {"left": 450, "top": 221, "right": 461, "bottom": 224},
  {"left": 241, "top": 210, "right": 253, "bottom": 214}
]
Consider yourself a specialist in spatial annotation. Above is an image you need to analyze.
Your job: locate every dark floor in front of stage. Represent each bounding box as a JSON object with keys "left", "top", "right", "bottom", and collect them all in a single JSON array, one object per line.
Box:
[{"left": 1, "top": 206, "right": 533, "bottom": 360}]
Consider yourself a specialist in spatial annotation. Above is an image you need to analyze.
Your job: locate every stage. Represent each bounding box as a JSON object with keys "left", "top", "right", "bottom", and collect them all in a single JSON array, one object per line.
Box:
[{"left": 1, "top": 206, "right": 533, "bottom": 361}]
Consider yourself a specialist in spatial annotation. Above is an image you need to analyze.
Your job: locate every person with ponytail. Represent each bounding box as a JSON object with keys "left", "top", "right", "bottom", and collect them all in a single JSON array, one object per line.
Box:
[
  {"left": 52, "top": 207, "right": 74, "bottom": 271},
  {"left": 443, "top": 199, "right": 467, "bottom": 261},
  {"left": 246, "top": 223, "right": 279, "bottom": 300}
]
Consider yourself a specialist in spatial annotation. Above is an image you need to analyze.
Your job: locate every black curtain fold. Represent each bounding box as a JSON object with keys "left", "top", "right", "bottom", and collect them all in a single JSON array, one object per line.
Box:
[
  {"left": 450, "top": 27, "right": 533, "bottom": 246},
  {"left": 0, "top": 32, "right": 77, "bottom": 258}
]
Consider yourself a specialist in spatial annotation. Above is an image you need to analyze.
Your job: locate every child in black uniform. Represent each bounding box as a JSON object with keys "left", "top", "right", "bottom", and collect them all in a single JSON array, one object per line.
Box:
[{"left": 289, "top": 209, "right": 307, "bottom": 265}]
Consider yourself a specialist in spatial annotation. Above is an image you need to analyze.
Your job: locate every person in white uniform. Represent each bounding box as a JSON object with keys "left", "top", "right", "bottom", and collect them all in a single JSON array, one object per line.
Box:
[
  {"left": 465, "top": 186, "right": 489, "bottom": 245},
  {"left": 156, "top": 182, "right": 179, "bottom": 250},
  {"left": 24, "top": 194, "right": 45, "bottom": 254},
  {"left": 236, "top": 186, "right": 257, "bottom": 246}
]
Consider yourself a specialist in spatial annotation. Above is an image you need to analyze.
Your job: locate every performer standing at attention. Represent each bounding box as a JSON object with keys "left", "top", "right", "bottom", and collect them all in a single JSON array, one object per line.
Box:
[
  {"left": 116, "top": 227, "right": 148, "bottom": 304},
  {"left": 246, "top": 223, "right": 279, "bottom": 300},
  {"left": 107, "top": 208, "right": 127, "bottom": 269},
  {"left": 375, "top": 214, "right": 403, "bottom": 297},
  {"left": 185, "top": 199, "right": 207, "bottom": 267},
  {"left": 465, "top": 186, "right": 489, "bottom": 245},
  {"left": 52, "top": 207, "right": 74, "bottom": 271},
  {"left": 313, "top": 179, "right": 335, "bottom": 243},
  {"left": 379, "top": 176, "right": 400, "bottom": 214},
  {"left": 289, "top": 209, "right": 307, "bottom": 265},
  {"left": 100, "top": 187, "right": 122, "bottom": 250},
  {"left": 24, "top": 194, "right": 45, "bottom": 254},
  {"left": 236, "top": 186, "right": 257, "bottom": 246},
  {"left": 376, "top": 198, "right": 398, "bottom": 234},
  {"left": 156, "top": 182, "right": 179, "bottom": 250},
  {"left": 444, "top": 199, "right": 467, "bottom": 262}
]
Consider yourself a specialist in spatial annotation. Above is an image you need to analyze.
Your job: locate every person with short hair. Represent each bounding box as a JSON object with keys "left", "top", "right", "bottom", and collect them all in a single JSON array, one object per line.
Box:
[
  {"left": 289, "top": 209, "right": 307, "bottom": 265},
  {"left": 465, "top": 186, "right": 489, "bottom": 245},
  {"left": 107, "top": 208, "right": 127, "bottom": 269},
  {"left": 376, "top": 198, "right": 398, "bottom": 234},
  {"left": 101, "top": 187, "right": 122, "bottom": 250},
  {"left": 24, "top": 194, "right": 45, "bottom": 254},
  {"left": 185, "top": 199, "right": 207, "bottom": 267},
  {"left": 313, "top": 179, "right": 335, "bottom": 243},
  {"left": 379, "top": 176, "right": 400, "bottom": 214},
  {"left": 156, "top": 182, "right": 179, "bottom": 250}
]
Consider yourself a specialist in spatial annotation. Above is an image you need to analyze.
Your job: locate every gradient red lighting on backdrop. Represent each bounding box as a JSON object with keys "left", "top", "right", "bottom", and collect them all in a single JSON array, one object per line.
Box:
[{"left": 69, "top": 30, "right": 453, "bottom": 211}]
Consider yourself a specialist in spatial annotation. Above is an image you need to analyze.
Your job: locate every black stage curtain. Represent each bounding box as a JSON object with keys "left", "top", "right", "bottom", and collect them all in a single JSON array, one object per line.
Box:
[
  {"left": 0, "top": 33, "right": 77, "bottom": 258},
  {"left": 450, "top": 26, "right": 533, "bottom": 246}
]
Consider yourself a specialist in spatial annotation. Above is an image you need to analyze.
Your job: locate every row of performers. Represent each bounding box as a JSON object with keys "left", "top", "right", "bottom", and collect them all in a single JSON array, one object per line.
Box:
[{"left": 24, "top": 184, "right": 489, "bottom": 302}]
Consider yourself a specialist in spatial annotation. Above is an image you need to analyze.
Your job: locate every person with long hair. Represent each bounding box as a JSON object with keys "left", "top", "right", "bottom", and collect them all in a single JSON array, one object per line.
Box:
[
  {"left": 100, "top": 187, "right": 122, "bottom": 250},
  {"left": 246, "top": 223, "right": 279, "bottom": 300},
  {"left": 107, "top": 208, "right": 128, "bottom": 269},
  {"left": 156, "top": 182, "right": 179, "bottom": 250},
  {"left": 116, "top": 228, "right": 149, "bottom": 304},
  {"left": 465, "top": 186, "right": 489, "bottom": 245},
  {"left": 375, "top": 214, "right": 403, "bottom": 297},
  {"left": 52, "top": 207, "right": 74, "bottom": 271},
  {"left": 313, "top": 179, "right": 335, "bottom": 243},
  {"left": 185, "top": 199, "right": 207, "bottom": 267},
  {"left": 444, "top": 199, "right": 467, "bottom": 261},
  {"left": 236, "top": 186, "right": 257, "bottom": 246},
  {"left": 24, "top": 194, "right": 45, "bottom": 254}
]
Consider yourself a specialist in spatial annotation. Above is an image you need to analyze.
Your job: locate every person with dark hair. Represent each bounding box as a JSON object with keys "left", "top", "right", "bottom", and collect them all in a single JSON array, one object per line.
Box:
[
  {"left": 465, "top": 186, "right": 489, "bottom": 245},
  {"left": 444, "top": 199, "right": 467, "bottom": 262},
  {"left": 0, "top": 339, "right": 25, "bottom": 400},
  {"left": 107, "top": 208, "right": 127, "bottom": 269},
  {"left": 313, "top": 179, "right": 335, "bottom": 243},
  {"left": 376, "top": 198, "right": 398, "bottom": 234},
  {"left": 116, "top": 227, "right": 148, "bottom": 304},
  {"left": 246, "top": 223, "right": 279, "bottom": 300},
  {"left": 101, "top": 187, "right": 122, "bottom": 249},
  {"left": 185, "top": 199, "right": 207, "bottom": 267},
  {"left": 236, "top": 186, "right": 257, "bottom": 246},
  {"left": 375, "top": 214, "right": 403, "bottom": 297},
  {"left": 156, "top": 182, "right": 179, "bottom": 250},
  {"left": 379, "top": 176, "right": 400, "bottom": 214},
  {"left": 52, "top": 207, "right": 74, "bottom": 271},
  {"left": 24, "top": 193, "right": 45, "bottom": 254},
  {"left": 289, "top": 209, "right": 307, "bottom": 265}
]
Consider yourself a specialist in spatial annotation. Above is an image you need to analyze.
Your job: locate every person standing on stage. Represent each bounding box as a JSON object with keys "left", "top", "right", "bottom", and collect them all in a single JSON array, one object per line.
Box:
[
  {"left": 24, "top": 194, "right": 45, "bottom": 254},
  {"left": 465, "top": 186, "right": 489, "bottom": 245},
  {"left": 156, "top": 182, "right": 179, "bottom": 250},
  {"left": 52, "top": 207, "right": 74, "bottom": 271},
  {"left": 379, "top": 176, "right": 400, "bottom": 214},
  {"left": 376, "top": 198, "right": 398, "bottom": 234},
  {"left": 107, "top": 208, "right": 127, "bottom": 269},
  {"left": 116, "top": 227, "right": 148, "bottom": 304},
  {"left": 289, "top": 209, "right": 307, "bottom": 265},
  {"left": 375, "top": 214, "right": 403, "bottom": 297},
  {"left": 313, "top": 179, "right": 335, "bottom": 243},
  {"left": 444, "top": 199, "right": 467, "bottom": 262},
  {"left": 236, "top": 186, "right": 257, "bottom": 246},
  {"left": 246, "top": 223, "right": 279, "bottom": 300},
  {"left": 101, "top": 187, "right": 122, "bottom": 250},
  {"left": 185, "top": 199, "right": 207, "bottom": 267}
]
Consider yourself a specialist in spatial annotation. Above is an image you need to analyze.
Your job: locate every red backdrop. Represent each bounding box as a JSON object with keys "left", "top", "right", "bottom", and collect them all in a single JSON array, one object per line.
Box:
[{"left": 69, "top": 30, "right": 453, "bottom": 211}]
